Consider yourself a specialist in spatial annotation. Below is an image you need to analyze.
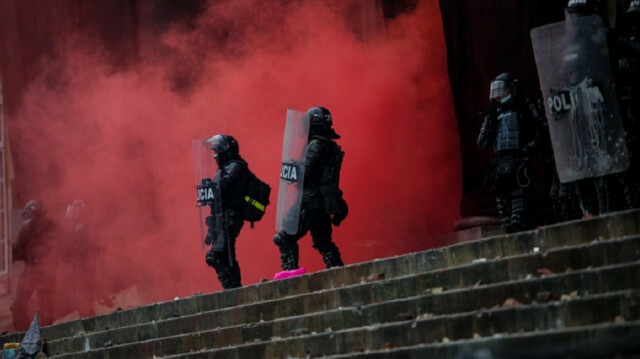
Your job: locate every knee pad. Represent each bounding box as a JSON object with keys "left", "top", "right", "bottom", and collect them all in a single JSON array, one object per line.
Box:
[
  {"left": 273, "top": 232, "right": 290, "bottom": 247},
  {"left": 205, "top": 250, "right": 225, "bottom": 268}
]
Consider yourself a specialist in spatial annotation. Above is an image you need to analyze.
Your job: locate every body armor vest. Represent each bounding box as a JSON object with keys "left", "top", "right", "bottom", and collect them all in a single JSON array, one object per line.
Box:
[
  {"left": 305, "top": 139, "right": 344, "bottom": 188},
  {"left": 494, "top": 109, "right": 521, "bottom": 152},
  {"left": 320, "top": 143, "right": 344, "bottom": 186}
]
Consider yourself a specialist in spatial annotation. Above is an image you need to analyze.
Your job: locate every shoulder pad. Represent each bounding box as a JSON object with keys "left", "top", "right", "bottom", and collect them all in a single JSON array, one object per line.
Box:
[{"left": 228, "top": 158, "right": 247, "bottom": 166}]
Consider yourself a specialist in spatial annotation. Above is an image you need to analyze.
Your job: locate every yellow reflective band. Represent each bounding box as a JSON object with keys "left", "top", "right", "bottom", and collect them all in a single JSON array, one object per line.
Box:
[{"left": 245, "top": 196, "right": 265, "bottom": 212}]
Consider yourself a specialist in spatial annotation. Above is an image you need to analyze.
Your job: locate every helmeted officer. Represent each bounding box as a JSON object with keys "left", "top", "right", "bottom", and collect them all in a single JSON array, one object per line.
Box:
[
  {"left": 273, "top": 107, "right": 348, "bottom": 270},
  {"left": 477, "top": 73, "right": 547, "bottom": 232},
  {"left": 561, "top": 0, "right": 624, "bottom": 216},
  {"left": 11, "top": 200, "right": 58, "bottom": 329},
  {"left": 613, "top": 0, "right": 640, "bottom": 209},
  {"left": 203, "top": 134, "right": 249, "bottom": 289}
]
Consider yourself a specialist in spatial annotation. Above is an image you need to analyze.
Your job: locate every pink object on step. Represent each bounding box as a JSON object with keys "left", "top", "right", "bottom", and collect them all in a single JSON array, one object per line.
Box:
[{"left": 273, "top": 267, "right": 306, "bottom": 280}]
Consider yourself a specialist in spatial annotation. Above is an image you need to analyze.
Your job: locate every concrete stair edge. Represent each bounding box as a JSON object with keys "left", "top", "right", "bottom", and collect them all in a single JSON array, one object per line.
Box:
[
  {"left": 154, "top": 302, "right": 640, "bottom": 359},
  {"left": 42, "top": 235, "right": 640, "bottom": 354},
  {"left": 323, "top": 321, "right": 640, "bottom": 359},
  {"left": 81, "top": 289, "right": 640, "bottom": 358},
  {"left": 44, "top": 259, "right": 640, "bottom": 358},
  {"left": 37, "top": 209, "right": 640, "bottom": 342}
]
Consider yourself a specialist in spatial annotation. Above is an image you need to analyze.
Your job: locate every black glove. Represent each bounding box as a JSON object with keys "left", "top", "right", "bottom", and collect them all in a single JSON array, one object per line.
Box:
[
  {"left": 204, "top": 228, "right": 216, "bottom": 245},
  {"left": 205, "top": 250, "right": 216, "bottom": 267},
  {"left": 204, "top": 216, "right": 217, "bottom": 245},
  {"left": 331, "top": 198, "right": 349, "bottom": 226},
  {"left": 479, "top": 99, "right": 497, "bottom": 117}
]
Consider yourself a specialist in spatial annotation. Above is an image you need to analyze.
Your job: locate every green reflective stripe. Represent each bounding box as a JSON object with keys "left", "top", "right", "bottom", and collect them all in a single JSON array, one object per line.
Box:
[{"left": 245, "top": 196, "right": 265, "bottom": 212}]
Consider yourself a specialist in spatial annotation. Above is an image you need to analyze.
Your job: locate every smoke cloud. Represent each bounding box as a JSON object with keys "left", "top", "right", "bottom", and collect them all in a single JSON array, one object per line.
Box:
[{"left": 8, "top": 0, "right": 461, "bottom": 320}]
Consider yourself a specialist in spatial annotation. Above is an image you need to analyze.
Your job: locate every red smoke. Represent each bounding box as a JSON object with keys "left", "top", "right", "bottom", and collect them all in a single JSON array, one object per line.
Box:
[{"left": 7, "top": 0, "right": 460, "bottom": 321}]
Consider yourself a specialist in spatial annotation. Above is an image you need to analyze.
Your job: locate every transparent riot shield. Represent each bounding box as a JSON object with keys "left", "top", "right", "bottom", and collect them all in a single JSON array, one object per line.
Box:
[
  {"left": 192, "top": 139, "right": 227, "bottom": 249},
  {"left": 275, "top": 109, "right": 310, "bottom": 234},
  {"left": 531, "top": 15, "right": 629, "bottom": 183}
]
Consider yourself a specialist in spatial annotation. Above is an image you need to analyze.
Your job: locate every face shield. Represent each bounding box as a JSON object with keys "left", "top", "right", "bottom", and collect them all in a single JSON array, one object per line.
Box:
[
  {"left": 489, "top": 80, "right": 512, "bottom": 102},
  {"left": 203, "top": 135, "right": 229, "bottom": 163},
  {"left": 203, "top": 135, "right": 230, "bottom": 153},
  {"left": 22, "top": 200, "right": 41, "bottom": 221}
]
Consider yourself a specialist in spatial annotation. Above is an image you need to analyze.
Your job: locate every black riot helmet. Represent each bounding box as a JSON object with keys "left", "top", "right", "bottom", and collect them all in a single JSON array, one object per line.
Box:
[
  {"left": 489, "top": 72, "right": 519, "bottom": 104},
  {"left": 307, "top": 106, "right": 340, "bottom": 139},
  {"left": 22, "top": 200, "right": 43, "bottom": 221},
  {"left": 204, "top": 134, "right": 240, "bottom": 166},
  {"left": 565, "top": 0, "right": 597, "bottom": 18}
]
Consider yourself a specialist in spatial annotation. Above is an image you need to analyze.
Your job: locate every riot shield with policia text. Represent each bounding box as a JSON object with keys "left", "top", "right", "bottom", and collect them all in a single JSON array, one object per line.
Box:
[
  {"left": 531, "top": 15, "right": 629, "bottom": 183},
  {"left": 276, "top": 109, "right": 310, "bottom": 234},
  {"left": 192, "top": 138, "right": 228, "bottom": 249}
]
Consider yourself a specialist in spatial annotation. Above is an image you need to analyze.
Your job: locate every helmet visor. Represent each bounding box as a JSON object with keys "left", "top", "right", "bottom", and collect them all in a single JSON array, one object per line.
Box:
[
  {"left": 203, "top": 135, "right": 229, "bottom": 153},
  {"left": 489, "top": 80, "right": 511, "bottom": 101}
]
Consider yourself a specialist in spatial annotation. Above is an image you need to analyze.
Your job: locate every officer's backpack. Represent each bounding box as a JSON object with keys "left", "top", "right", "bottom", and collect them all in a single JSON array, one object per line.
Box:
[{"left": 242, "top": 170, "right": 271, "bottom": 226}]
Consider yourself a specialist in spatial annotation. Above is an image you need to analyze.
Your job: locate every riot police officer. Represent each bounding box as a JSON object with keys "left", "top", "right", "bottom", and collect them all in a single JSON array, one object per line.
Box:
[
  {"left": 561, "top": 0, "right": 629, "bottom": 216},
  {"left": 273, "top": 107, "right": 348, "bottom": 271},
  {"left": 613, "top": 0, "right": 640, "bottom": 209},
  {"left": 11, "top": 200, "right": 57, "bottom": 329},
  {"left": 61, "top": 199, "right": 102, "bottom": 317},
  {"left": 477, "top": 73, "right": 546, "bottom": 232},
  {"left": 202, "top": 134, "right": 249, "bottom": 289}
]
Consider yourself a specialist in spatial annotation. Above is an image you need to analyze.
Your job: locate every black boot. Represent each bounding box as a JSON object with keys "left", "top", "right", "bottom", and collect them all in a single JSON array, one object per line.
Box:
[
  {"left": 274, "top": 232, "right": 299, "bottom": 270},
  {"left": 496, "top": 196, "right": 514, "bottom": 233},
  {"left": 317, "top": 242, "right": 344, "bottom": 268},
  {"left": 280, "top": 246, "right": 299, "bottom": 271},
  {"left": 575, "top": 179, "right": 598, "bottom": 216},
  {"left": 214, "top": 263, "right": 240, "bottom": 290},
  {"left": 231, "top": 261, "right": 242, "bottom": 288},
  {"left": 558, "top": 182, "right": 582, "bottom": 221},
  {"left": 509, "top": 188, "right": 532, "bottom": 231}
]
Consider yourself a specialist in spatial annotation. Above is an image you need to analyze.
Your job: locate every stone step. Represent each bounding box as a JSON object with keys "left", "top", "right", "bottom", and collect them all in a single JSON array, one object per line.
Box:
[
  {"left": 57, "top": 288, "right": 640, "bottom": 359},
  {"left": 3, "top": 209, "right": 639, "bottom": 358},
  {"left": 42, "top": 235, "right": 640, "bottom": 356},
  {"left": 46, "top": 259, "right": 640, "bottom": 358},
  {"left": 323, "top": 321, "right": 640, "bottom": 359},
  {"left": 35, "top": 209, "right": 640, "bottom": 344},
  {"left": 155, "top": 292, "right": 640, "bottom": 359}
]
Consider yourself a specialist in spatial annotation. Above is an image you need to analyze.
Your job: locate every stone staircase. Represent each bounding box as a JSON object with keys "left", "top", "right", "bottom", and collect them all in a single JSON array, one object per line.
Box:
[{"left": 2, "top": 209, "right": 640, "bottom": 358}]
